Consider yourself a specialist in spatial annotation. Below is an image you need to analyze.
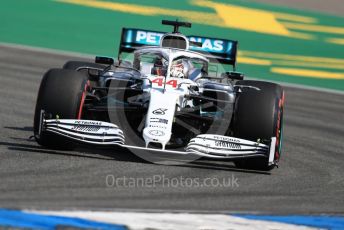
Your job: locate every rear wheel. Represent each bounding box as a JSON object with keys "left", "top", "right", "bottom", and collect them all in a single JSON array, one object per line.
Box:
[
  {"left": 33, "top": 69, "right": 88, "bottom": 149},
  {"left": 63, "top": 61, "right": 105, "bottom": 87},
  {"left": 63, "top": 61, "right": 106, "bottom": 71},
  {"left": 232, "top": 80, "right": 284, "bottom": 171}
]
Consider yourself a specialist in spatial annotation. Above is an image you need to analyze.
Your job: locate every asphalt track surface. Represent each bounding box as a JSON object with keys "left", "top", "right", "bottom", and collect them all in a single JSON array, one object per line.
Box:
[{"left": 0, "top": 44, "right": 343, "bottom": 214}]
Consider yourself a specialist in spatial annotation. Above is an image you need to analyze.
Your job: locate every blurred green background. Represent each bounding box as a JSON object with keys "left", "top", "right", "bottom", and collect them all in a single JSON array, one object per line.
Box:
[{"left": 1, "top": 0, "right": 343, "bottom": 90}]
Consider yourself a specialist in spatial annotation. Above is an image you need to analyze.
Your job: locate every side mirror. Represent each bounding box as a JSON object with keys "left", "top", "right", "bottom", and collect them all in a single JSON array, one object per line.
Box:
[
  {"left": 221, "top": 71, "right": 244, "bottom": 81},
  {"left": 95, "top": 56, "right": 114, "bottom": 65}
]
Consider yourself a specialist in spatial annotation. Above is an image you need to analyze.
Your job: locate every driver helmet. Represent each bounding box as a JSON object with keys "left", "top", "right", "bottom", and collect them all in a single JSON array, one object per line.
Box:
[{"left": 170, "top": 59, "right": 189, "bottom": 78}]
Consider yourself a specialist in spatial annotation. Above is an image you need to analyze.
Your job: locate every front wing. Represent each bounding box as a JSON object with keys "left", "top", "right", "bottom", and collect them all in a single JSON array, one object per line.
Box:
[{"left": 40, "top": 118, "right": 277, "bottom": 166}]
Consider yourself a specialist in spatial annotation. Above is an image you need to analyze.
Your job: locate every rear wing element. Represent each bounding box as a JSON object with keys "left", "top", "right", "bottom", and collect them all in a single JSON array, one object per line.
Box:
[{"left": 119, "top": 28, "right": 238, "bottom": 67}]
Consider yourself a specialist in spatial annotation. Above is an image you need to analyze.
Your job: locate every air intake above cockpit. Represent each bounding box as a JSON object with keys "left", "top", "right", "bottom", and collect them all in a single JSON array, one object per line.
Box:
[{"left": 160, "top": 34, "right": 188, "bottom": 49}]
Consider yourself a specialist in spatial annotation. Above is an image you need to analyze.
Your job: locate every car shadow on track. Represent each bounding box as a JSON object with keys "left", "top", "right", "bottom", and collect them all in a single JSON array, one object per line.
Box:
[
  {"left": 181, "top": 160, "right": 271, "bottom": 175},
  {"left": 4, "top": 126, "right": 33, "bottom": 132}
]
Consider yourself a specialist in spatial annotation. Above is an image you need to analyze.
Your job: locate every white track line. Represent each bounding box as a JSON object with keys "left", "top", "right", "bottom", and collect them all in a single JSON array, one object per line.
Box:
[
  {"left": 1, "top": 42, "right": 343, "bottom": 95},
  {"left": 30, "top": 210, "right": 318, "bottom": 230}
]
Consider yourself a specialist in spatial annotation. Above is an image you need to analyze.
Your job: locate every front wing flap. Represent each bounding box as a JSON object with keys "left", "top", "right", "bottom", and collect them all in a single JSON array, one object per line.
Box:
[
  {"left": 43, "top": 119, "right": 125, "bottom": 145},
  {"left": 186, "top": 134, "right": 269, "bottom": 157}
]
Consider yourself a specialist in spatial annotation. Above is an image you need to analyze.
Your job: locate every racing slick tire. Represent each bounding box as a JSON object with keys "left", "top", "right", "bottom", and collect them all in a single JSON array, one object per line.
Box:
[
  {"left": 63, "top": 61, "right": 106, "bottom": 71},
  {"left": 63, "top": 61, "right": 106, "bottom": 87},
  {"left": 33, "top": 69, "right": 88, "bottom": 149},
  {"left": 232, "top": 80, "right": 284, "bottom": 171}
]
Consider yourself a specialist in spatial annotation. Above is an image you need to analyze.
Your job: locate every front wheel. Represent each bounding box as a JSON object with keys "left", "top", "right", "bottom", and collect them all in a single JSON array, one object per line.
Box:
[
  {"left": 33, "top": 69, "right": 88, "bottom": 149},
  {"left": 232, "top": 80, "right": 284, "bottom": 171}
]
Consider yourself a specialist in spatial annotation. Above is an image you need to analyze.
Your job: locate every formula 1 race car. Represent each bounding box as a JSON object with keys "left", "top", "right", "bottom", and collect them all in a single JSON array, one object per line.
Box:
[{"left": 34, "top": 20, "right": 285, "bottom": 171}]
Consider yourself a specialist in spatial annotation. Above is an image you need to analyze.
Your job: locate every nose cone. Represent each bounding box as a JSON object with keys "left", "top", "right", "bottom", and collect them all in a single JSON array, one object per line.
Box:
[{"left": 143, "top": 127, "right": 172, "bottom": 149}]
